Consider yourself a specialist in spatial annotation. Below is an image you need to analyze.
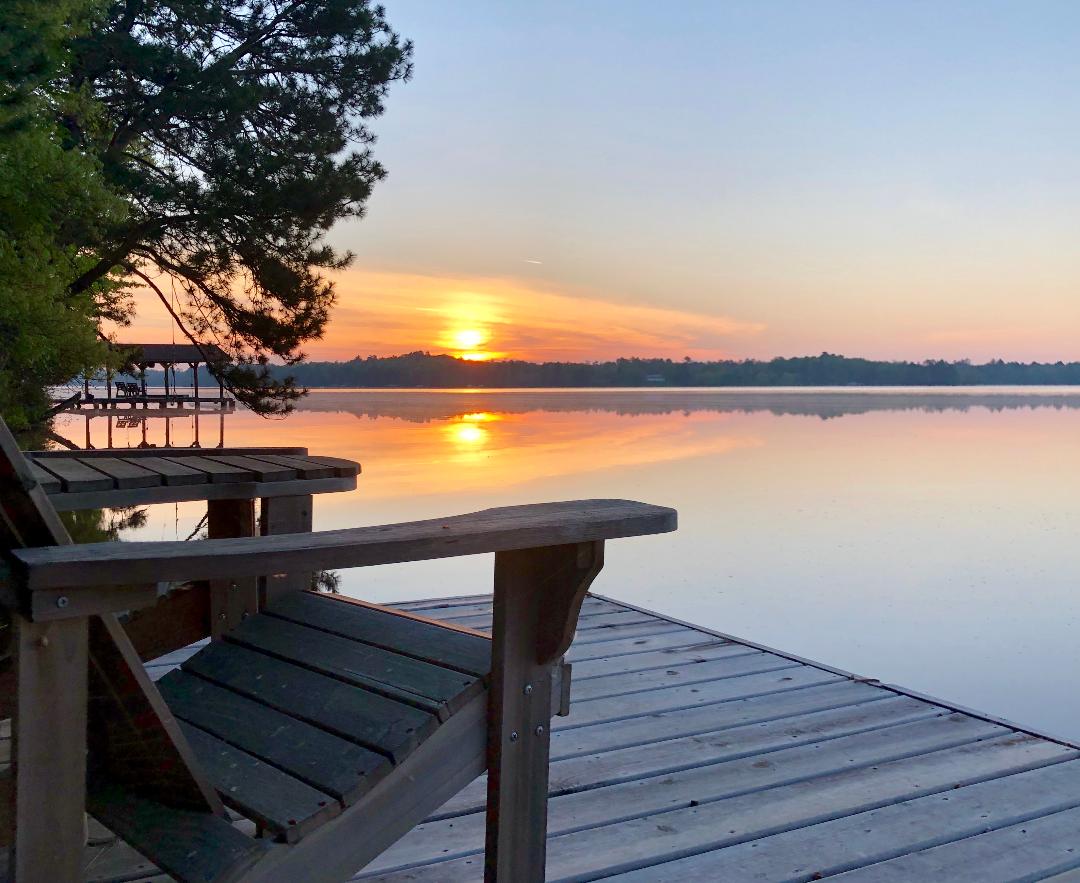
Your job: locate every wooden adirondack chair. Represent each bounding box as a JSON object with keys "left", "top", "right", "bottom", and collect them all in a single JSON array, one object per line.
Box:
[{"left": 0, "top": 418, "right": 676, "bottom": 882}]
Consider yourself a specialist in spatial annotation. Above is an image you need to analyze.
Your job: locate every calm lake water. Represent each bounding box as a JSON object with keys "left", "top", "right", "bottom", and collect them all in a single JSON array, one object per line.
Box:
[{"left": 56, "top": 387, "right": 1080, "bottom": 739}]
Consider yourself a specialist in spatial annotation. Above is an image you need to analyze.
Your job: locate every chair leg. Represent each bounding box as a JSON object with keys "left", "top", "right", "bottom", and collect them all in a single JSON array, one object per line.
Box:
[
  {"left": 484, "top": 565, "right": 555, "bottom": 883},
  {"left": 484, "top": 542, "right": 604, "bottom": 882},
  {"left": 207, "top": 499, "right": 257, "bottom": 637},
  {"left": 12, "top": 614, "right": 88, "bottom": 882}
]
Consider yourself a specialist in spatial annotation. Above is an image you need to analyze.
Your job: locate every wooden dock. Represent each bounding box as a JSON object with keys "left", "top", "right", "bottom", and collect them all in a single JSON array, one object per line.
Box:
[{"left": 92, "top": 592, "right": 1080, "bottom": 881}]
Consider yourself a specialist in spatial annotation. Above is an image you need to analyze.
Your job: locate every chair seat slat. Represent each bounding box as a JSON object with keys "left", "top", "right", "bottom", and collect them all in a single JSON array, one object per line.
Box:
[
  {"left": 180, "top": 641, "right": 438, "bottom": 763},
  {"left": 159, "top": 671, "right": 391, "bottom": 804},
  {"left": 177, "top": 723, "right": 340, "bottom": 843},
  {"left": 266, "top": 592, "right": 492, "bottom": 677},
  {"left": 224, "top": 614, "right": 482, "bottom": 717}
]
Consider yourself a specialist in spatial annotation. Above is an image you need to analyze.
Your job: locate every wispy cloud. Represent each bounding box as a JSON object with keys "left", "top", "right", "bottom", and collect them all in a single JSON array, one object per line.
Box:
[{"left": 322, "top": 270, "right": 765, "bottom": 362}]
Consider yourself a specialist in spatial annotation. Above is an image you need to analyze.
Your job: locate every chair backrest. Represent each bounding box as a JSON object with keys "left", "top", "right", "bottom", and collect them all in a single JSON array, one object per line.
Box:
[{"left": 0, "top": 417, "right": 221, "bottom": 823}]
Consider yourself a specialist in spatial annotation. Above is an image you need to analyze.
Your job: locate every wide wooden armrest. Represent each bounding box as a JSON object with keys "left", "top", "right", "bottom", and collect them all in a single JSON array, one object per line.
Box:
[{"left": 11, "top": 499, "right": 675, "bottom": 591}]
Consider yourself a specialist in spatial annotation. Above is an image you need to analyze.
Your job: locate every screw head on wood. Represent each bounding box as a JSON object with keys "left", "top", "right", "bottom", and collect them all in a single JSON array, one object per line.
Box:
[
  {"left": 535, "top": 725, "right": 545, "bottom": 737},
  {"left": 523, "top": 684, "right": 533, "bottom": 695},
  {"left": 55, "top": 596, "right": 69, "bottom": 609},
  {"left": 509, "top": 731, "right": 519, "bottom": 742},
  {"left": 218, "top": 612, "right": 227, "bottom": 620}
]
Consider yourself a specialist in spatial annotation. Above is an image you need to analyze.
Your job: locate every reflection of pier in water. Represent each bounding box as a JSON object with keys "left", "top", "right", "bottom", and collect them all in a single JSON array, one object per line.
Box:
[
  {"left": 53, "top": 407, "right": 228, "bottom": 450},
  {"left": 294, "top": 388, "right": 1080, "bottom": 422}
]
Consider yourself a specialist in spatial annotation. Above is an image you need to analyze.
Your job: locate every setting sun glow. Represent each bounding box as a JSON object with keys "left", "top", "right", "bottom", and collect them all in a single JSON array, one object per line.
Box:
[
  {"left": 451, "top": 327, "right": 496, "bottom": 361},
  {"left": 453, "top": 328, "right": 487, "bottom": 350}
]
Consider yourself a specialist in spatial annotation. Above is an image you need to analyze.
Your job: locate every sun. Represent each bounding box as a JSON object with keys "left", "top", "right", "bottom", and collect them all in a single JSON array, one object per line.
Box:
[
  {"left": 453, "top": 328, "right": 488, "bottom": 350},
  {"left": 448, "top": 326, "right": 498, "bottom": 360}
]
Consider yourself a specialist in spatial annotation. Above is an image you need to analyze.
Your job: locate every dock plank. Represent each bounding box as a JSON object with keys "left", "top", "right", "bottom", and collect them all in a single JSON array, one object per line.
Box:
[
  {"left": 565, "top": 630, "right": 729, "bottom": 661},
  {"left": 363, "top": 729, "right": 1071, "bottom": 880},
  {"left": 828, "top": 804, "right": 1080, "bottom": 881},
  {"left": 445, "top": 609, "right": 654, "bottom": 631},
  {"left": 568, "top": 641, "right": 754, "bottom": 679},
  {"left": 569, "top": 652, "right": 800, "bottom": 701},
  {"left": 607, "top": 759, "right": 1080, "bottom": 881},
  {"left": 553, "top": 666, "right": 844, "bottom": 729},
  {"left": 431, "top": 695, "right": 943, "bottom": 824}
]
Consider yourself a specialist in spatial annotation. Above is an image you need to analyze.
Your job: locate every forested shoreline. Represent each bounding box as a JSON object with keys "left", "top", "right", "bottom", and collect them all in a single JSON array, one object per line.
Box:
[{"left": 144, "top": 351, "right": 1080, "bottom": 388}]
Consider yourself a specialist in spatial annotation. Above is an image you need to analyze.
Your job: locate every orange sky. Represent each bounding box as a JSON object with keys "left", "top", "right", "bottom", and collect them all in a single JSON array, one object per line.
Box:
[{"left": 124, "top": 268, "right": 767, "bottom": 363}]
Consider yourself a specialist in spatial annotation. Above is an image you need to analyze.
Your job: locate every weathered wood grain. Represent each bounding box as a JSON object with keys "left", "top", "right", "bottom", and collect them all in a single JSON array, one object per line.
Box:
[
  {"left": 248, "top": 454, "right": 338, "bottom": 480},
  {"left": 26, "top": 461, "right": 60, "bottom": 494},
  {"left": 181, "top": 641, "right": 437, "bottom": 762},
  {"left": 13, "top": 500, "right": 678, "bottom": 590},
  {"left": 484, "top": 542, "right": 603, "bottom": 881},
  {"left": 553, "top": 666, "right": 845, "bottom": 730},
  {"left": 207, "top": 498, "right": 257, "bottom": 637},
  {"left": 47, "top": 475, "right": 356, "bottom": 512},
  {"left": 428, "top": 695, "right": 941, "bottom": 830},
  {"left": 164, "top": 455, "right": 257, "bottom": 483},
  {"left": 127, "top": 456, "right": 209, "bottom": 486},
  {"left": 178, "top": 723, "right": 339, "bottom": 843},
  {"left": 564, "top": 631, "right": 729, "bottom": 662},
  {"left": 75, "top": 456, "right": 160, "bottom": 489},
  {"left": 549, "top": 681, "right": 892, "bottom": 759},
  {"left": 568, "top": 641, "right": 752, "bottom": 680},
  {"left": 35, "top": 457, "right": 113, "bottom": 492},
  {"left": 204, "top": 455, "right": 297, "bottom": 483},
  {"left": 87, "top": 784, "right": 266, "bottom": 883},
  {"left": 259, "top": 495, "right": 313, "bottom": 605},
  {"left": 159, "top": 671, "right": 391, "bottom": 804},
  {"left": 826, "top": 804, "right": 1080, "bottom": 881},
  {"left": 569, "top": 652, "right": 799, "bottom": 701},
  {"left": 607, "top": 758, "right": 1080, "bottom": 881},
  {"left": 266, "top": 592, "right": 492, "bottom": 677},
  {"left": 223, "top": 614, "right": 481, "bottom": 717},
  {"left": 362, "top": 726, "right": 1068, "bottom": 880}
]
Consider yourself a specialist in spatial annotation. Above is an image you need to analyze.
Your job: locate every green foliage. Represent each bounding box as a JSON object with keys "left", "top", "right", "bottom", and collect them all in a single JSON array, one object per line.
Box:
[
  {"left": 66, "top": 0, "right": 412, "bottom": 414},
  {"left": 0, "top": 0, "right": 409, "bottom": 424},
  {"left": 0, "top": 0, "right": 127, "bottom": 427}
]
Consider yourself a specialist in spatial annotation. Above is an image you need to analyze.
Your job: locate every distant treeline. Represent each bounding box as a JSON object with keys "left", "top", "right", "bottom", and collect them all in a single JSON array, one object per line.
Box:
[{"left": 144, "top": 352, "right": 1080, "bottom": 388}]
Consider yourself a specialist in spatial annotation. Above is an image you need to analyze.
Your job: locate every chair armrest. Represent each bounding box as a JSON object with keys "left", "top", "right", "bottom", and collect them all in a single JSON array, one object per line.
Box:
[{"left": 11, "top": 499, "right": 676, "bottom": 592}]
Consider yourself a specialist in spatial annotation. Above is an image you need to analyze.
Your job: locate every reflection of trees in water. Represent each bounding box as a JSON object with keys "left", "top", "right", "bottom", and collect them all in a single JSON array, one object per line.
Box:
[
  {"left": 294, "top": 391, "right": 1080, "bottom": 423},
  {"left": 63, "top": 506, "right": 148, "bottom": 542}
]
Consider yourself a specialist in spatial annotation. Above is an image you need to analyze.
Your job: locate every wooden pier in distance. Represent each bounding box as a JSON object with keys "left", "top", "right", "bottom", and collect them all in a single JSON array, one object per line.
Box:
[
  {"left": 83, "top": 592, "right": 1080, "bottom": 882},
  {"left": 59, "top": 394, "right": 237, "bottom": 414}
]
